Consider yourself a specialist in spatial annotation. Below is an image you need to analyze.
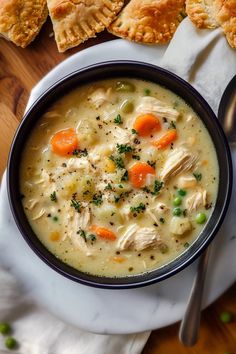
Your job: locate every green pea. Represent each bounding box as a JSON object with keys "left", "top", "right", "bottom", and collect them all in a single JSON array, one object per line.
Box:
[
  {"left": 173, "top": 196, "right": 182, "bottom": 206},
  {"left": 196, "top": 213, "right": 207, "bottom": 224},
  {"left": 120, "top": 100, "right": 134, "bottom": 114},
  {"left": 5, "top": 337, "right": 17, "bottom": 350},
  {"left": 178, "top": 189, "right": 186, "bottom": 196},
  {"left": 0, "top": 323, "right": 11, "bottom": 335},
  {"left": 173, "top": 207, "right": 182, "bottom": 216},
  {"left": 115, "top": 81, "right": 135, "bottom": 92},
  {"left": 220, "top": 311, "right": 232, "bottom": 323}
]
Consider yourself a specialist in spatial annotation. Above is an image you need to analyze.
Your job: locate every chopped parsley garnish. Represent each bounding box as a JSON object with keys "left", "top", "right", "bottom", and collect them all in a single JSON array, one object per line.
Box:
[
  {"left": 132, "top": 155, "right": 140, "bottom": 160},
  {"left": 130, "top": 203, "right": 146, "bottom": 214},
  {"left": 121, "top": 170, "right": 129, "bottom": 181},
  {"left": 114, "top": 195, "right": 121, "bottom": 203},
  {"left": 169, "top": 121, "right": 176, "bottom": 129},
  {"left": 71, "top": 199, "right": 82, "bottom": 213},
  {"left": 92, "top": 192, "right": 103, "bottom": 206},
  {"left": 118, "top": 184, "right": 124, "bottom": 188},
  {"left": 131, "top": 129, "right": 138, "bottom": 134},
  {"left": 109, "top": 155, "right": 125, "bottom": 169},
  {"left": 193, "top": 172, "right": 202, "bottom": 181},
  {"left": 78, "top": 229, "right": 87, "bottom": 242},
  {"left": 116, "top": 143, "right": 134, "bottom": 154},
  {"left": 72, "top": 148, "right": 88, "bottom": 157},
  {"left": 159, "top": 217, "right": 165, "bottom": 224},
  {"left": 152, "top": 180, "right": 164, "bottom": 195},
  {"left": 104, "top": 183, "right": 113, "bottom": 191},
  {"left": 144, "top": 88, "right": 151, "bottom": 96},
  {"left": 184, "top": 242, "right": 190, "bottom": 248},
  {"left": 147, "top": 160, "right": 156, "bottom": 168},
  {"left": 50, "top": 191, "right": 57, "bottom": 202},
  {"left": 53, "top": 216, "right": 58, "bottom": 222},
  {"left": 114, "top": 114, "right": 123, "bottom": 124},
  {"left": 77, "top": 230, "right": 96, "bottom": 243},
  {"left": 143, "top": 186, "right": 151, "bottom": 193}
]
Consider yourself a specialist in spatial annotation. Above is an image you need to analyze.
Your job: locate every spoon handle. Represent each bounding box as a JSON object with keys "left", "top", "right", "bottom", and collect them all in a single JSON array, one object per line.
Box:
[{"left": 179, "top": 248, "right": 210, "bottom": 346}]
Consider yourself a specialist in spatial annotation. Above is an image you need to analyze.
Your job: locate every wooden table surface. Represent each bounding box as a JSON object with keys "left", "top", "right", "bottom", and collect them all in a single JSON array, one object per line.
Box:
[{"left": 0, "top": 20, "right": 235, "bottom": 354}]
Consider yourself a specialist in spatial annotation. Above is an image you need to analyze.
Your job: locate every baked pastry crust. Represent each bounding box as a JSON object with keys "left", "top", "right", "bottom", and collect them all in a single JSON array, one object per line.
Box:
[
  {"left": 186, "top": 0, "right": 235, "bottom": 48},
  {"left": 108, "top": 0, "right": 186, "bottom": 44},
  {"left": 185, "top": 0, "right": 219, "bottom": 28},
  {"left": 0, "top": 0, "right": 48, "bottom": 48},
  {"left": 47, "top": 0, "right": 124, "bottom": 52},
  {"left": 215, "top": 0, "right": 236, "bottom": 48}
]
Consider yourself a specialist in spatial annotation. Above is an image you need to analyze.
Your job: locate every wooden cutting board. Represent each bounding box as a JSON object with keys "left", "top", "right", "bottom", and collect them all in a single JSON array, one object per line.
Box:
[{"left": 0, "top": 19, "right": 235, "bottom": 354}]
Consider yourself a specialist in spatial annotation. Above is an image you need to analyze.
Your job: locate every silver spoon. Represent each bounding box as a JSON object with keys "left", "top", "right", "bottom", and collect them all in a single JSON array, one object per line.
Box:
[{"left": 179, "top": 75, "right": 236, "bottom": 347}]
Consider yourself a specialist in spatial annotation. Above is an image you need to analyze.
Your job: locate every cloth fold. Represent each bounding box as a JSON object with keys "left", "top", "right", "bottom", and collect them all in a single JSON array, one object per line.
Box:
[{"left": 0, "top": 17, "right": 235, "bottom": 354}]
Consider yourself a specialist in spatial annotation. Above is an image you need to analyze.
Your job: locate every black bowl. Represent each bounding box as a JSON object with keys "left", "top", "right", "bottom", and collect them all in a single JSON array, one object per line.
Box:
[{"left": 7, "top": 61, "right": 233, "bottom": 289}]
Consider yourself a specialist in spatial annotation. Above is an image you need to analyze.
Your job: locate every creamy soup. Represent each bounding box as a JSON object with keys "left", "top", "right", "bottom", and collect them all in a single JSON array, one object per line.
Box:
[{"left": 20, "top": 78, "right": 219, "bottom": 277}]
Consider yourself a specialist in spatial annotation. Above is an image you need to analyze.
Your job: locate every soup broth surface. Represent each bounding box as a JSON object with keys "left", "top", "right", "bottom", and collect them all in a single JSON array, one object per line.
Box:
[{"left": 20, "top": 78, "right": 219, "bottom": 277}]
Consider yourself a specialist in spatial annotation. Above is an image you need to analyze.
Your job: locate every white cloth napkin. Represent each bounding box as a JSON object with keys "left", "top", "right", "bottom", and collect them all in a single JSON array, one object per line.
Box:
[{"left": 0, "top": 17, "right": 235, "bottom": 354}]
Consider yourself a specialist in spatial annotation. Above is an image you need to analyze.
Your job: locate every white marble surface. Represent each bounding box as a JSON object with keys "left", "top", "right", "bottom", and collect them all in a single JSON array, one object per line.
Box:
[{"left": 0, "top": 39, "right": 236, "bottom": 335}]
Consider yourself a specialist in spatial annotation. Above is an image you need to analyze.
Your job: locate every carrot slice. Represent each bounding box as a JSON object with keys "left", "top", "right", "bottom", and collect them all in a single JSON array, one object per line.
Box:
[
  {"left": 50, "top": 128, "right": 78, "bottom": 156},
  {"left": 133, "top": 114, "right": 161, "bottom": 137},
  {"left": 152, "top": 129, "right": 177, "bottom": 149},
  {"left": 50, "top": 231, "right": 60, "bottom": 242},
  {"left": 129, "top": 162, "right": 155, "bottom": 188},
  {"left": 90, "top": 225, "right": 117, "bottom": 241}
]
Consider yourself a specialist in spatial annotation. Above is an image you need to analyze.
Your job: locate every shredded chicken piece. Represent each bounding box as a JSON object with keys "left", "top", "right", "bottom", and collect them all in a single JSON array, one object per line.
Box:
[
  {"left": 116, "top": 224, "right": 138, "bottom": 251},
  {"left": 88, "top": 88, "right": 112, "bottom": 108},
  {"left": 64, "top": 204, "right": 93, "bottom": 256},
  {"left": 170, "top": 217, "right": 192, "bottom": 236},
  {"left": 186, "top": 189, "right": 207, "bottom": 211},
  {"left": 34, "top": 169, "right": 50, "bottom": 185},
  {"left": 136, "top": 97, "right": 180, "bottom": 121},
  {"left": 32, "top": 208, "right": 45, "bottom": 220},
  {"left": 66, "top": 158, "right": 91, "bottom": 173},
  {"left": 117, "top": 225, "right": 161, "bottom": 251},
  {"left": 134, "top": 227, "right": 162, "bottom": 251},
  {"left": 160, "top": 147, "right": 198, "bottom": 181},
  {"left": 112, "top": 126, "right": 133, "bottom": 145},
  {"left": 25, "top": 199, "right": 38, "bottom": 210},
  {"left": 146, "top": 208, "right": 159, "bottom": 223},
  {"left": 177, "top": 175, "right": 197, "bottom": 189}
]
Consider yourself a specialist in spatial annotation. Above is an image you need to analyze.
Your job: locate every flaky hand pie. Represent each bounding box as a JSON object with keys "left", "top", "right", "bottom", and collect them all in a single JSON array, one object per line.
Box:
[
  {"left": 0, "top": 0, "right": 48, "bottom": 48},
  {"left": 186, "top": 0, "right": 236, "bottom": 48},
  {"left": 47, "top": 0, "right": 124, "bottom": 52},
  {"left": 108, "top": 0, "right": 186, "bottom": 44}
]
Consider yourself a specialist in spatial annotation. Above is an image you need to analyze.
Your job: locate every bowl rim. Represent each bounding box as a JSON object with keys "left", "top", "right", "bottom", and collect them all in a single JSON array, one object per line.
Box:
[{"left": 7, "top": 60, "right": 233, "bottom": 289}]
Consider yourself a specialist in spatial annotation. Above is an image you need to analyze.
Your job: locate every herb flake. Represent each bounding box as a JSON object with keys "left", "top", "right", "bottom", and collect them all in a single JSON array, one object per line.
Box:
[
  {"left": 50, "top": 191, "right": 57, "bottom": 202},
  {"left": 114, "top": 114, "right": 123, "bottom": 125},
  {"left": 193, "top": 172, "right": 202, "bottom": 181},
  {"left": 130, "top": 203, "right": 146, "bottom": 214},
  {"left": 116, "top": 143, "right": 134, "bottom": 154},
  {"left": 71, "top": 199, "right": 82, "bottom": 213}
]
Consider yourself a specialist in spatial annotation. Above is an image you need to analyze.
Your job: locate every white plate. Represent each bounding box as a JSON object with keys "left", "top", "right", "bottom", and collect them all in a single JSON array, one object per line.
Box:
[{"left": 1, "top": 40, "right": 236, "bottom": 335}]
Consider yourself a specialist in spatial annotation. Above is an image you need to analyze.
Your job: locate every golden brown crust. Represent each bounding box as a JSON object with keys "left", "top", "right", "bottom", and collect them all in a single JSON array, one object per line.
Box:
[
  {"left": 47, "top": 0, "right": 124, "bottom": 52},
  {"left": 108, "top": 0, "right": 186, "bottom": 45},
  {"left": 186, "top": 0, "right": 235, "bottom": 48},
  {"left": 215, "top": 0, "right": 236, "bottom": 48},
  {"left": 185, "top": 0, "right": 219, "bottom": 28},
  {"left": 0, "top": 0, "right": 48, "bottom": 48}
]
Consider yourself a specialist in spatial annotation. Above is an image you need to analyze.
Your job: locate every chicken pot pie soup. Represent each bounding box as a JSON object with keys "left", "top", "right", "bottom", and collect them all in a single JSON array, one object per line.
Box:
[{"left": 20, "top": 78, "right": 219, "bottom": 277}]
